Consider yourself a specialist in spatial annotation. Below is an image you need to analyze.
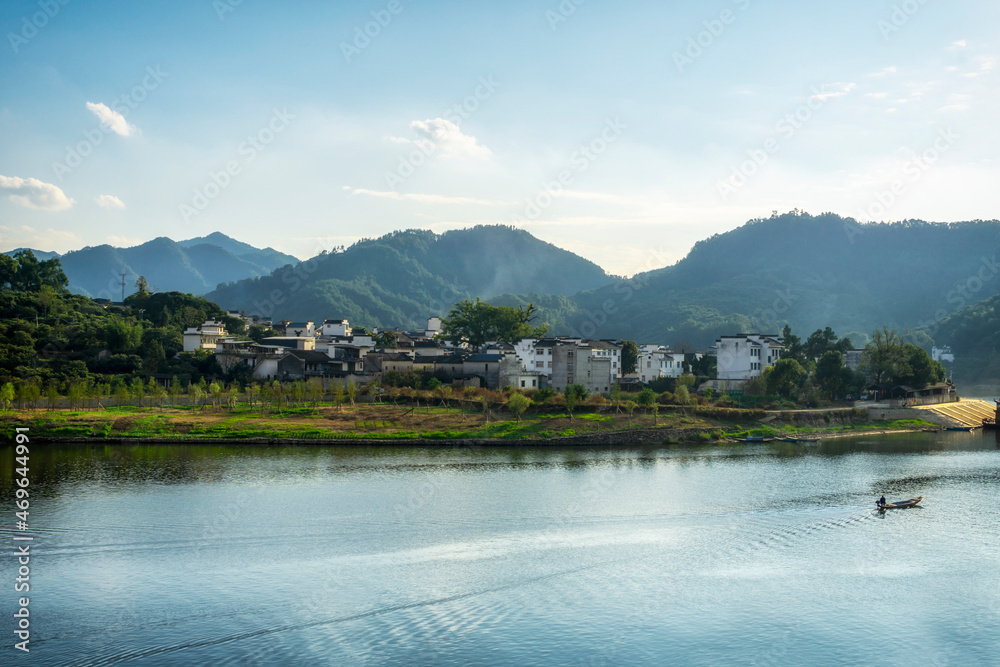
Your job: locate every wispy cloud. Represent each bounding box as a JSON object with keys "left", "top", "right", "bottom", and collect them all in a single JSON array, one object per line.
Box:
[
  {"left": 106, "top": 234, "right": 141, "bottom": 247},
  {"left": 949, "top": 40, "right": 967, "bottom": 49},
  {"left": 868, "top": 66, "right": 898, "bottom": 77},
  {"left": 809, "top": 82, "right": 856, "bottom": 102},
  {"left": 0, "top": 175, "right": 74, "bottom": 211},
  {"left": 85, "top": 101, "right": 137, "bottom": 137},
  {"left": 962, "top": 55, "right": 997, "bottom": 78},
  {"left": 0, "top": 225, "right": 81, "bottom": 252},
  {"left": 396, "top": 118, "right": 492, "bottom": 159},
  {"left": 95, "top": 194, "right": 126, "bottom": 209},
  {"left": 346, "top": 186, "right": 500, "bottom": 206}
]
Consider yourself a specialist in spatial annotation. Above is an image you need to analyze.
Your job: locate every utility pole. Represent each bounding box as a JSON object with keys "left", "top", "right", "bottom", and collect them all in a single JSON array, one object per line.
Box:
[{"left": 120, "top": 272, "right": 127, "bottom": 302}]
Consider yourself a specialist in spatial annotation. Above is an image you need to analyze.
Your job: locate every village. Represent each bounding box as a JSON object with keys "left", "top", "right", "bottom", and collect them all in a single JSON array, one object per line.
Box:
[{"left": 182, "top": 314, "right": 959, "bottom": 409}]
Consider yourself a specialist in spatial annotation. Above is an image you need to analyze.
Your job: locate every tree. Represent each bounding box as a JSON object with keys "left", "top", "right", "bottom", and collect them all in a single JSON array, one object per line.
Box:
[
  {"left": 135, "top": 276, "right": 150, "bottom": 297},
  {"left": 781, "top": 325, "right": 805, "bottom": 364},
  {"left": 803, "top": 327, "right": 840, "bottom": 361},
  {"left": 896, "top": 344, "right": 946, "bottom": 387},
  {"left": 0, "top": 382, "right": 14, "bottom": 410},
  {"left": 765, "top": 358, "right": 808, "bottom": 398},
  {"left": 564, "top": 388, "right": 578, "bottom": 420},
  {"left": 861, "top": 327, "right": 906, "bottom": 385},
  {"left": 507, "top": 392, "right": 530, "bottom": 422},
  {"left": 620, "top": 340, "right": 639, "bottom": 375},
  {"left": 637, "top": 387, "right": 656, "bottom": 412},
  {"left": 440, "top": 298, "right": 548, "bottom": 349},
  {"left": 815, "top": 350, "right": 850, "bottom": 399}
]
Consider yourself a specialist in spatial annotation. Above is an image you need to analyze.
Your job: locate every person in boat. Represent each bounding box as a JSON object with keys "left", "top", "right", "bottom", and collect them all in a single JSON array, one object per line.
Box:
[{"left": 877, "top": 495, "right": 886, "bottom": 508}]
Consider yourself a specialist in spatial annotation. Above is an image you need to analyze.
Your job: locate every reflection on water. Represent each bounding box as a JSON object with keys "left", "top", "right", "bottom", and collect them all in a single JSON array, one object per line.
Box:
[{"left": 1, "top": 432, "right": 998, "bottom": 665}]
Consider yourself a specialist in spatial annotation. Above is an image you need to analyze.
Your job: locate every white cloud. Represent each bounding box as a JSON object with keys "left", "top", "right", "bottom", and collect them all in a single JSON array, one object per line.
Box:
[
  {"left": 0, "top": 225, "right": 81, "bottom": 252},
  {"left": 0, "top": 175, "right": 75, "bottom": 211},
  {"left": 869, "top": 66, "right": 898, "bottom": 77},
  {"left": 348, "top": 187, "right": 499, "bottom": 206},
  {"left": 85, "top": 101, "right": 136, "bottom": 137},
  {"left": 408, "top": 118, "right": 492, "bottom": 159},
  {"left": 949, "top": 40, "right": 967, "bottom": 49},
  {"left": 809, "top": 82, "right": 856, "bottom": 102},
  {"left": 962, "top": 55, "right": 997, "bottom": 78},
  {"left": 106, "top": 234, "right": 141, "bottom": 247},
  {"left": 94, "top": 194, "right": 126, "bottom": 209}
]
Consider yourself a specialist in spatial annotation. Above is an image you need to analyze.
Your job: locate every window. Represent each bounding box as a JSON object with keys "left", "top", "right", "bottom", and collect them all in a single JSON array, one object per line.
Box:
[
  {"left": 647, "top": 361, "right": 651, "bottom": 368},
  {"left": 521, "top": 380, "right": 525, "bottom": 388},
  {"left": 536, "top": 361, "right": 544, "bottom": 368}
]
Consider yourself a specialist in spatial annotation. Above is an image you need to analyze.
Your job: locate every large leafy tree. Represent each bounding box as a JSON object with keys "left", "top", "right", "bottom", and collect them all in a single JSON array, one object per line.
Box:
[
  {"left": 861, "top": 326, "right": 907, "bottom": 385},
  {"left": 815, "top": 350, "right": 852, "bottom": 398},
  {"left": 620, "top": 340, "right": 639, "bottom": 374},
  {"left": 765, "top": 358, "right": 808, "bottom": 398},
  {"left": 440, "top": 298, "right": 547, "bottom": 349}
]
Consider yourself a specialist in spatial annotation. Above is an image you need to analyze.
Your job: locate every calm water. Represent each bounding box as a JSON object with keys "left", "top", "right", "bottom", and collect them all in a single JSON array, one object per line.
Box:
[{"left": 2, "top": 433, "right": 999, "bottom": 666}]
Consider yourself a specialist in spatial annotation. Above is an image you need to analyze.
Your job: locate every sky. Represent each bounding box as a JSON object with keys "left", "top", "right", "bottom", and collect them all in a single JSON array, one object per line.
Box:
[{"left": 0, "top": 0, "right": 997, "bottom": 276}]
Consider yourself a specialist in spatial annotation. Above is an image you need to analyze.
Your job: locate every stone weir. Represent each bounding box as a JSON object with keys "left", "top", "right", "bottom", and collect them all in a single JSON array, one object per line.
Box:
[{"left": 914, "top": 398, "right": 997, "bottom": 428}]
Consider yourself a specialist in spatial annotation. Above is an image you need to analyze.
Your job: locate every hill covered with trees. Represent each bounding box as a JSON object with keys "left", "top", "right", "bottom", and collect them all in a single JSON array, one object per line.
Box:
[
  {"left": 5, "top": 233, "right": 298, "bottom": 299},
  {"left": 205, "top": 225, "right": 613, "bottom": 328},
  {"left": 495, "top": 212, "right": 1000, "bottom": 348}
]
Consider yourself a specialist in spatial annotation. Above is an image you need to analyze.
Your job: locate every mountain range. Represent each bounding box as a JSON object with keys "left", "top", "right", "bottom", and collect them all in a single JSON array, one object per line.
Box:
[
  {"left": 206, "top": 213, "right": 1000, "bottom": 353},
  {"left": 4, "top": 232, "right": 298, "bottom": 300},
  {"left": 10, "top": 214, "right": 1000, "bottom": 363}
]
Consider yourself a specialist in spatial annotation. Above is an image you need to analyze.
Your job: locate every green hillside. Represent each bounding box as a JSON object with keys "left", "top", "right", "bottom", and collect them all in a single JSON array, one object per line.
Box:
[
  {"left": 205, "top": 225, "right": 613, "bottom": 325},
  {"left": 519, "top": 212, "right": 1000, "bottom": 347},
  {"left": 7, "top": 233, "right": 299, "bottom": 299}
]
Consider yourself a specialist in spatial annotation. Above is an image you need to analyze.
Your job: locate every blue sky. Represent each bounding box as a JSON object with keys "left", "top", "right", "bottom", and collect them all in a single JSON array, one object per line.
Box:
[{"left": 1, "top": 0, "right": 997, "bottom": 275}]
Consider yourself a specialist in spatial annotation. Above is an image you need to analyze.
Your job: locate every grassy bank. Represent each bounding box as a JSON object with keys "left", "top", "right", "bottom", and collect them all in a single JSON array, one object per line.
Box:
[{"left": 0, "top": 403, "right": 938, "bottom": 444}]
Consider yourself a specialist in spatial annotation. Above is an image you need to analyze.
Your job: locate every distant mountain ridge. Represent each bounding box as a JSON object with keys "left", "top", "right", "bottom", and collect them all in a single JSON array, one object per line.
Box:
[
  {"left": 205, "top": 225, "right": 613, "bottom": 326},
  {"left": 4, "top": 233, "right": 298, "bottom": 299},
  {"left": 504, "top": 212, "right": 1000, "bottom": 348}
]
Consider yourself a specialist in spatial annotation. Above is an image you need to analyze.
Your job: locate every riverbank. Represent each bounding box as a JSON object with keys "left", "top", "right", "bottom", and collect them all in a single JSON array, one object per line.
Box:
[{"left": 0, "top": 403, "right": 940, "bottom": 446}]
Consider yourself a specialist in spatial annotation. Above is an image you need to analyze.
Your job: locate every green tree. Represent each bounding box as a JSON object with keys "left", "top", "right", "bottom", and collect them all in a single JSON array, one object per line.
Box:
[
  {"left": 620, "top": 340, "right": 639, "bottom": 375},
  {"left": 815, "top": 350, "right": 850, "bottom": 399},
  {"left": 896, "top": 344, "right": 946, "bottom": 387},
  {"left": 564, "top": 388, "right": 578, "bottom": 420},
  {"left": 440, "top": 298, "right": 548, "bottom": 349},
  {"left": 507, "top": 392, "right": 530, "bottom": 422},
  {"left": 765, "top": 358, "right": 808, "bottom": 398},
  {"left": 861, "top": 327, "right": 906, "bottom": 385},
  {"left": 135, "top": 275, "right": 150, "bottom": 297},
  {"left": 637, "top": 387, "right": 656, "bottom": 412},
  {"left": 0, "top": 382, "right": 14, "bottom": 410}
]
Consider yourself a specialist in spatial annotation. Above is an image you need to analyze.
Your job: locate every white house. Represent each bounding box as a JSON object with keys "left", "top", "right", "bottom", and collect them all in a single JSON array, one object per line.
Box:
[
  {"left": 931, "top": 346, "right": 954, "bottom": 363},
  {"left": 284, "top": 321, "right": 316, "bottom": 337},
  {"left": 637, "top": 345, "right": 686, "bottom": 383},
  {"left": 424, "top": 316, "right": 442, "bottom": 338},
  {"left": 182, "top": 320, "right": 229, "bottom": 352},
  {"left": 321, "top": 319, "right": 351, "bottom": 337},
  {"left": 514, "top": 338, "right": 556, "bottom": 380},
  {"left": 715, "top": 333, "right": 785, "bottom": 381}
]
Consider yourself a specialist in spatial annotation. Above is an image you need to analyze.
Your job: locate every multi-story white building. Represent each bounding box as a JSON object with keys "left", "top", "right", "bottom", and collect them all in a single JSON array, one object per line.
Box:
[
  {"left": 637, "top": 345, "right": 686, "bottom": 383},
  {"left": 715, "top": 333, "right": 785, "bottom": 381},
  {"left": 320, "top": 319, "right": 351, "bottom": 337},
  {"left": 514, "top": 338, "right": 557, "bottom": 380},
  {"left": 284, "top": 321, "right": 316, "bottom": 337},
  {"left": 931, "top": 346, "right": 954, "bottom": 363},
  {"left": 182, "top": 320, "right": 229, "bottom": 352}
]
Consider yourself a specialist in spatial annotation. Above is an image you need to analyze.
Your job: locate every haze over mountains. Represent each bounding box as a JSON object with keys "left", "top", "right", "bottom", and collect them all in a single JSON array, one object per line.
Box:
[{"left": 5, "top": 232, "right": 298, "bottom": 299}]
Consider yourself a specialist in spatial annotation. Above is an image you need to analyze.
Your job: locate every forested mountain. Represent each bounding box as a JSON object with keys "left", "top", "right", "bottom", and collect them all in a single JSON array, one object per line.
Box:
[
  {"left": 5, "top": 233, "right": 298, "bottom": 299},
  {"left": 204, "top": 214, "right": 1000, "bottom": 348},
  {"left": 914, "top": 292, "right": 1000, "bottom": 390},
  {"left": 495, "top": 212, "right": 1000, "bottom": 348},
  {"left": 205, "top": 226, "right": 613, "bottom": 325}
]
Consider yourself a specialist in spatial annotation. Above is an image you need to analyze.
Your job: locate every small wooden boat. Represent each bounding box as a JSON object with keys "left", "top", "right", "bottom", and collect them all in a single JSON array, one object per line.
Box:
[
  {"left": 877, "top": 496, "right": 923, "bottom": 510},
  {"left": 742, "top": 436, "right": 774, "bottom": 442},
  {"left": 945, "top": 426, "right": 977, "bottom": 432}
]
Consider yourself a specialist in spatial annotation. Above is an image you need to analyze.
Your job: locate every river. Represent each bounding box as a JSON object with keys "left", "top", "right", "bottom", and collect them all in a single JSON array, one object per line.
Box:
[{"left": 2, "top": 432, "right": 999, "bottom": 666}]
